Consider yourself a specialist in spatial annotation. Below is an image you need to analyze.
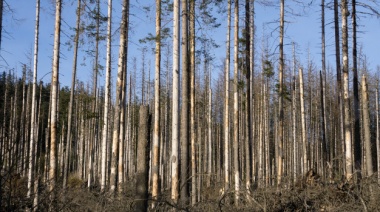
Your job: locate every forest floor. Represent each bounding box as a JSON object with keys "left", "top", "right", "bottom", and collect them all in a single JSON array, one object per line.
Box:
[{"left": 2, "top": 173, "right": 380, "bottom": 211}]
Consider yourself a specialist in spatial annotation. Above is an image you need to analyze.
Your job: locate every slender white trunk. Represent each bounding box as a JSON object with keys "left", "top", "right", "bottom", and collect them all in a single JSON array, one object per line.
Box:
[
  {"left": 101, "top": 0, "right": 112, "bottom": 192},
  {"left": 27, "top": 0, "right": 40, "bottom": 199},
  {"left": 362, "top": 75, "right": 373, "bottom": 176},
  {"left": 171, "top": 0, "right": 180, "bottom": 203},
  {"left": 299, "top": 68, "right": 307, "bottom": 175}
]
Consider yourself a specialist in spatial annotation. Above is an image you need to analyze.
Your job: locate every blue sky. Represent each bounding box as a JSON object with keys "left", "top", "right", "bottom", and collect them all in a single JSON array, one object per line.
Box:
[{"left": 1, "top": 0, "right": 379, "bottom": 88}]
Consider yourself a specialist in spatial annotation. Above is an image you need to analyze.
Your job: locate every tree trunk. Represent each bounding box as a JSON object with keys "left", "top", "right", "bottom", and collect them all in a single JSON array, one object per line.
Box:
[
  {"left": 224, "top": 0, "right": 232, "bottom": 193},
  {"left": 180, "top": 0, "right": 190, "bottom": 205},
  {"left": 101, "top": 0, "right": 112, "bottom": 192},
  {"left": 171, "top": 0, "right": 180, "bottom": 203},
  {"left": 63, "top": 0, "right": 81, "bottom": 189},
  {"left": 299, "top": 68, "right": 307, "bottom": 175},
  {"left": 361, "top": 75, "right": 373, "bottom": 176},
  {"left": 49, "top": 0, "right": 62, "bottom": 200},
  {"left": 233, "top": 0, "right": 240, "bottom": 204},
  {"left": 135, "top": 106, "right": 150, "bottom": 212},
  {"left": 152, "top": 0, "right": 161, "bottom": 204},
  {"left": 277, "top": 0, "right": 285, "bottom": 186},
  {"left": 341, "top": 0, "right": 353, "bottom": 180},
  {"left": 27, "top": 0, "right": 40, "bottom": 200}
]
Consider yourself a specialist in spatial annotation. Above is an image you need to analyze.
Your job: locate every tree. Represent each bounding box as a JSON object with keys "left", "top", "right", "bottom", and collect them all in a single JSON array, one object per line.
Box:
[
  {"left": 110, "top": 0, "right": 129, "bottom": 194},
  {"left": 63, "top": 0, "right": 81, "bottom": 190},
  {"left": 341, "top": 0, "right": 353, "bottom": 180},
  {"left": 101, "top": 0, "right": 112, "bottom": 192},
  {"left": 233, "top": 0, "right": 240, "bottom": 204},
  {"left": 49, "top": 0, "right": 62, "bottom": 199},
  {"left": 224, "top": 0, "right": 232, "bottom": 194},
  {"left": 152, "top": 0, "right": 161, "bottom": 204},
  {"left": 361, "top": 74, "right": 373, "bottom": 176},
  {"left": 27, "top": 0, "right": 40, "bottom": 201},
  {"left": 180, "top": 0, "right": 190, "bottom": 205},
  {"left": 171, "top": 0, "right": 180, "bottom": 203}
]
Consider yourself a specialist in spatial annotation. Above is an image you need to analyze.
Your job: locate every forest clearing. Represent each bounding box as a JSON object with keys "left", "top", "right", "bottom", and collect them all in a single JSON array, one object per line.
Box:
[{"left": 1, "top": 0, "right": 380, "bottom": 211}]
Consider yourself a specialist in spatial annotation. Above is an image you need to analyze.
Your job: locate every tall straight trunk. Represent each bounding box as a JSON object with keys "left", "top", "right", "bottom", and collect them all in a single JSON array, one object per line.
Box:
[
  {"left": 352, "top": 0, "right": 361, "bottom": 174},
  {"left": 208, "top": 87, "right": 212, "bottom": 187},
  {"left": 224, "top": 0, "right": 232, "bottom": 193},
  {"left": 101, "top": 0, "right": 112, "bottom": 192},
  {"left": 233, "top": 0, "right": 240, "bottom": 204},
  {"left": 361, "top": 75, "right": 373, "bottom": 176},
  {"left": 135, "top": 106, "right": 150, "bottom": 212},
  {"left": 299, "top": 68, "right": 307, "bottom": 175},
  {"left": 341, "top": 0, "right": 353, "bottom": 180},
  {"left": 63, "top": 0, "right": 81, "bottom": 189},
  {"left": 49, "top": 0, "right": 62, "bottom": 197},
  {"left": 110, "top": 0, "right": 128, "bottom": 194},
  {"left": 0, "top": 0, "right": 3, "bottom": 50},
  {"left": 291, "top": 43, "right": 296, "bottom": 183},
  {"left": 321, "top": 0, "right": 328, "bottom": 168},
  {"left": 151, "top": 0, "right": 161, "bottom": 203},
  {"left": 249, "top": 0, "right": 255, "bottom": 187},
  {"left": 180, "top": 0, "right": 189, "bottom": 205},
  {"left": 376, "top": 86, "right": 380, "bottom": 183},
  {"left": 27, "top": 0, "right": 40, "bottom": 199},
  {"left": 189, "top": 0, "right": 196, "bottom": 205},
  {"left": 93, "top": 0, "right": 100, "bottom": 97},
  {"left": 278, "top": 0, "right": 285, "bottom": 185},
  {"left": 244, "top": 0, "right": 252, "bottom": 191},
  {"left": 334, "top": 0, "right": 344, "bottom": 176},
  {"left": 171, "top": 0, "right": 180, "bottom": 203}
]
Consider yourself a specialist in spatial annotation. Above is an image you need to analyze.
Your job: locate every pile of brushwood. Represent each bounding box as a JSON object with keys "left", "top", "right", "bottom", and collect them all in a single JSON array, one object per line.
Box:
[{"left": 2, "top": 171, "right": 380, "bottom": 211}]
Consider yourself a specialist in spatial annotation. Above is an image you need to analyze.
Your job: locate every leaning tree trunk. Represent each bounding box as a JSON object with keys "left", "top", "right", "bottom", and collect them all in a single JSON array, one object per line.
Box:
[
  {"left": 110, "top": 0, "right": 128, "bottom": 194},
  {"left": 27, "top": 0, "right": 40, "bottom": 200},
  {"left": 49, "top": 0, "right": 62, "bottom": 200},
  {"left": 63, "top": 0, "right": 81, "bottom": 189}
]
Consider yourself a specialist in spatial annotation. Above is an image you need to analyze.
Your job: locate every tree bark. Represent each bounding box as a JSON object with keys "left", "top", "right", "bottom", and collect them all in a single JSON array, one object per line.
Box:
[
  {"left": 361, "top": 75, "right": 373, "bottom": 176},
  {"left": 152, "top": 0, "right": 161, "bottom": 204},
  {"left": 135, "top": 106, "right": 150, "bottom": 212},
  {"left": 171, "top": 0, "right": 180, "bottom": 203},
  {"left": 101, "top": 0, "right": 112, "bottom": 192}
]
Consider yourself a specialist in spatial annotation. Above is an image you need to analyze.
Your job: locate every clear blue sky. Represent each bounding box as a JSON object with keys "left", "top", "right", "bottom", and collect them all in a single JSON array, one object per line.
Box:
[{"left": 1, "top": 0, "right": 379, "bottom": 87}]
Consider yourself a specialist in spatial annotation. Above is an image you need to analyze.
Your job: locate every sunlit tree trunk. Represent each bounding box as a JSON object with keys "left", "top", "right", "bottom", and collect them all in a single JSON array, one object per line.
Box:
[
  {"left": 233, "top": 0, "right": 240, "bottom": 204},
  {"left": 299, "top": 68, "right": 307, "bottom": 175},
  {"left": 376, "top": 86, "right": 380, "bottom": 183},
  {"left": 171, "top": 0, "right": 180, "bottom": 203},
  {"left": 27, "top": 0, "right": 40, "bottom": 200},
  {"left": 224, "top": 0, "right": 232, "bottom": 193},
  {"left": 49, "top": 0, "right": 62, "bottom": 199},
  {"left": 101, "top": 0, "right": 112, "bottom": 192}
]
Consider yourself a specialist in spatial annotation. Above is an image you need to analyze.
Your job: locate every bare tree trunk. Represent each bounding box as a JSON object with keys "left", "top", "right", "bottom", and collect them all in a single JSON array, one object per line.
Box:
[
  {"left": 291, "top": 43, "right": 297, "bottom": 183},
  {"left": 361, "top": 75, "right": 373, "bottom": 176},
  {"left": 341, "top": 0, "right": 353, "bottom": 180},
  {"left": 233, "top": 0, "right": 240, "bottom": 204},
  {"left": 376, "top": 86, "right": 380, "bottom": 183},
  {"left": 152, "top": 0, "right": 161, "bottom": 204},
  {"left": 63, "top": 0, "right": 81, "bottom": 189},
  {"left": 101, "top": 0, "right": 112, "bottom": 192},
  {"left": 352, "top": 0, "right": 362, "bottom": 177},
  {"left": 49, "top": 0, "right": 62, "bottom": 201},
  {"left": 180, "top": 0, "right": 190, "bottom": 205},
  {"left": 135, "top": 106, "right": 150, "bottom": 212},
  {"left": 171, "top": 0, "right": 180, "bottom": 203},
  {"left": 224, "top": 0, "right": 232, "bottom": 193},
  {"left": 110, "top": 0, "right": 128, "bottom": 194},
  {"left": 27, "top": 0, "right": 40, "bottom": 200},
  {"left": 277, "top": 0, "right": 285, "bottom": 186},
  {"left": 299, "top": 68, "right": 307, "bottom": 175},
  {"left": 189, "top": 0, "right": 196, "bottom": 205}
]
